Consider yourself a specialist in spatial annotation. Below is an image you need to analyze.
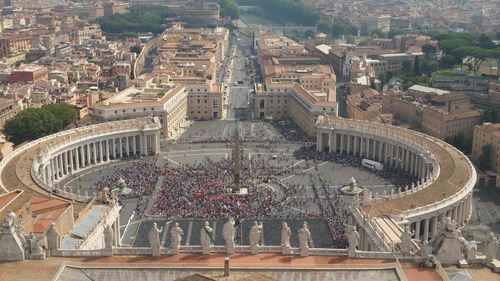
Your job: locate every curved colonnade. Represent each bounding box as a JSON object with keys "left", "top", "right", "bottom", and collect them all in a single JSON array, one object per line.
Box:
[
  {"left": 316, "top": 116, "right": 477, "bottom": 242},
  {"left": 0, "top": 117, "right": 162, "bottom": 202}
]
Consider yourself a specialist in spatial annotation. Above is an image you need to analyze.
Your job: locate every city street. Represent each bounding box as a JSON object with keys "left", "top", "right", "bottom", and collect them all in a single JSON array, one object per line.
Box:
[{"left": 225, "top": 32, "right": 254, "bottom": 120}]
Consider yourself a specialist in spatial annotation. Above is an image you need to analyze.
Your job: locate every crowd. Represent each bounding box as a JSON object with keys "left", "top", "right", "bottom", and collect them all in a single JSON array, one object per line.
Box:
[
  {"left": 294, "top": 145, "right": 419, "bottom": 189},
  {"left": 95, "top": 160, "right": 162, "bottom": 214},
  {"left": 94, "top": 140, "right": 421, "bottom": 248}
]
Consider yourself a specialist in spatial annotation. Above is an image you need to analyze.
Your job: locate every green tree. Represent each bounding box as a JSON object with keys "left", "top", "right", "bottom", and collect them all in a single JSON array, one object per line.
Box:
[
  {"left": 422, "top": 44, "right": 437, "bottom": 54},
  {"left": 401, "top": 60, "right": 413, "bottom": 74},
  {"left": 478, "top": 144, "right": 493, "bottom": 170},
  {"left": 387, "top": 29, "right": 405, "bottom": 39},
  {"left": 218, "top": 0, "right": 240, "bottom": 19},
  {"left": 421, "top": 60, "right": 439, "bottom": 76},
  {"left": 345, "top": 34, "right": 356, "bottom": 44},
  {"left": 478, "top": 33, "right": 495, "bottom": 49},
  {"left": 130, "top": 45, "right": 142, "bottom": 54},
  {"left": 370, "top": 29, "right": 384, "bottom": 39},
  {"left": 3, "top": 103, "right": 75, "bottom": 145},
  {"left": 439, "top": 55, "right": 456, "bottom": 69}
]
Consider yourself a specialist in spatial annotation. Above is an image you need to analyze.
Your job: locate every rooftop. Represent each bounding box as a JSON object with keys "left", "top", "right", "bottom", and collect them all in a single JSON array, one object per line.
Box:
[{"left": 0, "top": 254, "right": 445, "bottom": 281}]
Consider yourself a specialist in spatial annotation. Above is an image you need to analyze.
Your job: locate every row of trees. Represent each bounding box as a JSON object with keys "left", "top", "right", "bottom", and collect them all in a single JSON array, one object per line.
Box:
[
  {"left": 218, "top": 0, "right": 240, "bottom": 20},
  {"left": 237, "top": 0, "right": 321, "bottom": 26},
  {"left": 4, "top": 103, "right": 75, "bottom": 145},
  {"left": 237, "top": 0, "right": 358, "bottom": 38},
  {"left": 431, "top": 32, "right": 499, "bottom": 75},
  {"left": 95, "top": 5, "right": 174, "bottom": 35}
]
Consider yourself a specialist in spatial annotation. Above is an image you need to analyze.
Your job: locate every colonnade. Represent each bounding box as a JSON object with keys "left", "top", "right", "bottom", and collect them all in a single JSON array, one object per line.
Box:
[
  {"left": 317, "top": 130, "right": 433, "bottom": 180},
  {"left": 316, "top": 127, "right": 472, "bottom": 242},
  {"left": 38, "top": 132, "right": 160, "bottom": 186},
  {"left": 408, "top": 194, "right": 473, "bottom": 242}
]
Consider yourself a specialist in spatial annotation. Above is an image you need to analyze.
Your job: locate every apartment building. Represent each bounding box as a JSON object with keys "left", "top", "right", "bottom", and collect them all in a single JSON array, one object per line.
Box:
[
  {"left": 0, "top": 35, "right": 31, "bottom": 58},
  {"left": 91, "top": 84, "right": 188, "bottom": 138},
  {"left": 382, "top": 87, "right": 482, "bottom": 140},
  {"left": 472, "top": 123, "right": 500, "bottom": 172}
]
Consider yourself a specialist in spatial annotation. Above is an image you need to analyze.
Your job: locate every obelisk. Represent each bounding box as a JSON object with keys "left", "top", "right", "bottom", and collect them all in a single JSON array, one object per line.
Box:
[{"left": 232, "top": 126, "right": 241, "bottom": 193}]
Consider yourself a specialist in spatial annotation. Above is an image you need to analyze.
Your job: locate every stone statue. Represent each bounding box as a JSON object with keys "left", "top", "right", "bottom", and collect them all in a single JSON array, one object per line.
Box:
[
  {"left": 46, "top": 222, "right": 60, "bottom": 257},
  {"left": 298, "top": 222, "right": 312, "bottom": 256},
  {"left": 249, "top": 221, "right": 262, "bottom": 247},
  {"left": 484, "top": 232, "right": 498, "bottom": 262},
  {"left": 100, "top": 187, "right": 110, "bottom": 204},
  {"left": 0, "top": 214, "right": 26, "bottom": 260},
  {"left": 444, "top": 217, "right": 457, "bottom": 233},
  {"left": 458, "top": 237, "right": 479, "bottom": 262},
  {"left": 281, "top": 222, "right": 291, "bottom": 254},
  {"left": 249, "top": 221, "right": 262, "bottom": 254},
  {"left": 419, "top": 240, "right": 433, "bottom": 257},
  {"left": 222, "top": 218, "right": 235, "bottom": 254},
  {"left": 200, "top": 221, "right": 213, "bottom": 254},
  {"left": 347, "top": 225, "right": 360, "bottom": 258},
  {"left": 170, "top": 223, "right": 183, "bottom": 254},
  {"left": 400, "top": 226, "right": 413, "bottom": 254},
  {"left": 104, "top": 225, "right": 114, "bottom": 249},
  {"left": 148, "top": 222, "right": 163, "bottom": 257},
  {"left": 27, "top": 233, "right": 45, "bottom": 260}
]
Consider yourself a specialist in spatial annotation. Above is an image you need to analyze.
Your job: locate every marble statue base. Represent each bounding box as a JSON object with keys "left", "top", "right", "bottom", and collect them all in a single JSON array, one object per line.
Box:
[
  {"left": 202, "top": 245, "right": 212, "bottom": 255},
  {"left": 348, "top": 248, "right": 356, "bottom": 258},
  {"left": 102, "top": 248, "right": 113, "bottom": 257},
  {"left": 226, "top": 245, "right": 235, "bottom": 255},
  {"left": 281, "top": 245, "right": 291, "bottom": 255},
  {"left": 171, "top": 247, "right": 179, "bottom": 255},
  {"left": 300, "top": 247, "right": 309, "bottom": 257},
  {"left": 436, "top": 238, "right": 463, "bottom": 264},
  {"left": 250, "top": 245, "right": 259, "bottom": 255}
]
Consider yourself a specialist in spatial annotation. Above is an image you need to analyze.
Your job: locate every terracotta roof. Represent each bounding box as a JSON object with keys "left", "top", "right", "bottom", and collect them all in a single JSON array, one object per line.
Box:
[
  {"left": 31, "top": 195, "right": 70, "bottom": 234},
  {"left": 0, "top": 190, "right": 22, "bottom": 210}
]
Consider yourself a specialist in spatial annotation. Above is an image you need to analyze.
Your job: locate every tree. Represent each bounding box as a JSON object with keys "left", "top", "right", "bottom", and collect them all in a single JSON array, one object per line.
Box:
[
  {"left": 478, "top": 33, "right": 495, "bottom": 49},
  {"left": 95, "top": 5, "right": 173, "bottom": 35},
  {"left": 130, "top": 45, "right": 142, "bottom": 54},
  {"left": 387, "top": 29, "right": 405, "bottom": 39},
  {"left": 478, "top": 144, "right": 493, "bottom": 170},
  {"left": 218, "top": 0, "right": 240, "bottom": 19},
  {"left": 422, "top": 44, "right": 437, "bottom": 54},
  {"left": 3, "top": 103, "right": 75, "bottom": 145},
  {"left": 439, "top": 55, "right": 456, "bottom": 69},
  {"left": 370, "top": 29, "right": 384, "bottom": 39},
  {"left": 421, "top": 60, "right": 439, "bottom": 76},
  {"left": 401, "top": 60, "right": 413, "bottom": 74},
  {"left": 345, "top": 34, "right": 356, "bottom": 44}
]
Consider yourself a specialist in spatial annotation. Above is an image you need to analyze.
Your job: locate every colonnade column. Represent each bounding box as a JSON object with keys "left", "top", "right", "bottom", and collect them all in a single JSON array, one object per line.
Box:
[
  {"left": 85, "top": 143, "right": 91, "bottom": 165},
  {"left": 339, "top": 134, "right": 344, "bottom": 154},
  {"left": 105, "top": 139, "right": 110, "bottom": 161},
  {"left": 457, "top": 203, "right": 463, "bottom": 227},
  {"left": 414, "top": 220, "right": 421, "bottom": 240},
  {"left": 431, "top": 216, "right": 438, "bottom": 237},
  {"left": 365, "top": 138, "right": 370, "bottom": 159},
  {"left": 423, "top": 218, "right": 430, "bottom": 241},
  {"left": 378, "top": 141, "right": 383, "bottom": 162},
  {"left": 75, "top": 146, "right": 80, "bottom": 170},
  {"left": 69, "top": 149, "right": 74, "bottom": 172},
  {"left": 92, "top": 143, "right": 97, "bottom": 164},
  {"left": 133, "top": 135, "right": 137, "bottom": 155},
  {"left": 316, "top": 131, "right": 323, "bottom": 152},
  {"left": 353, "top": 136, "right": 358, "bottom": 156},
  {"left": 346, "top": 135, "right": 351, "bottom": 154},
  {"left": 119, "top": 137, "right": 123, "bottom": 158}
]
